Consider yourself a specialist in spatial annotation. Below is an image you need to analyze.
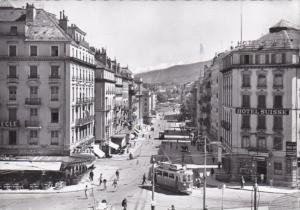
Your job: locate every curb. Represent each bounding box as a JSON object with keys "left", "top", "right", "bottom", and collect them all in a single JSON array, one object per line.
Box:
[{"left": 206, "top": 184, "right": 295, "bottom": 195}]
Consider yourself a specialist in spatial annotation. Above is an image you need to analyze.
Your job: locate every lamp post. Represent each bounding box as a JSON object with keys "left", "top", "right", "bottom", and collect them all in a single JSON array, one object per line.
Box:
[
  {"left": 151, "top": 157, "right": 155, "bottom": 210},
  {"left": 221, "top": 184, "right": 226, "bottom": 210},
  {"left": 203, "top": 135, "right": 207, "bottom": 210}
]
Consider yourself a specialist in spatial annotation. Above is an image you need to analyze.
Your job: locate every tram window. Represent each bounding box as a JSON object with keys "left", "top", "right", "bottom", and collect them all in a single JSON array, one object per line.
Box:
[
  {"left": 169, "top": 174, "right": 175, "bottom": 179},
  {"left": 156, "top": 170, "right": 162, "bottom": 176},
  {"left": 183, "top": 175, "right": 187, "bottom": 181},
  {"left": 163, "top": 172, "right": 168, "bottom": 177}
]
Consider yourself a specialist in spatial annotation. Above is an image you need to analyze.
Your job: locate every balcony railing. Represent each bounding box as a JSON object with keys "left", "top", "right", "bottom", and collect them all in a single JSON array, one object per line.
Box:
[
  {"left": 248, "top": 147, "right": 269, "bottom": 153},
  {"left": 7, "top": 75, "right": 19, "bottom": 83},
  {"left": 75, "top": 115, "right": 94, "bottom": 127},
  {"left": 25, "top": 98, "right": 41, "bottom": 105},
  {"left": 25, "top": 120, "right": 41, "bottom": 128},
  {"left": 49, "top": 75, "right": 61, "bottom": 80},
  {"left": 76, "top": 97, "right": 94, "bottom": 105},
  {"left": 28, "top": 75, "right": 40, "bottom": 79}
]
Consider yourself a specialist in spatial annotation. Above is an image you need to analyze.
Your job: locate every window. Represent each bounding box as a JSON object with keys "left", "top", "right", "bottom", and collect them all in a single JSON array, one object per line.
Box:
[
  {"left": 282, "top": 53, "right": 286, "bottom": 64},
  {"left": 29, "top": 130, "right": 38, "bottom": 145},
  {"left": 50, "top": 66, "right": 59, "bottom": 78},
  {"left": 241, "top": 115, "right": 250, "bottom": 129},
  {"left": 9, "top": 86, "right": 17, "bottom": 100},
  {"left": 30, "top": 108, "right": 38, "bottom": 117},
  {"left": 30, "top": 45, "right": 37, "bottom": 56},
  {"left": 10, "top": 26, "right": 17, "bottom": 35},
  {"left": 274, "top": 95, "right": 282, "bottom": 108},
  {"left": 169, "top": 173, "right": 175, "bottom": 179},
  {"left": 9, "top": 45, "right": 16, "bottom": 56},
  {"left": 51, "top": 109, "right": 59, "bottom": 123},
  {"left": 273, "top": 137, "right": 282, "bottom": 150},
  {"left": 255, "top": 54, "right": 260, "bottom": 64},
  {"left": 274, "top": 162, "right": 282, "bottom": 175},
  {"left": 274, "top": 74, "right": 283, "bottom": 88},
  {"left": 242, "top": 136, "right": 250, "bottom": 148},
  {"left": 271, "top": 54, "right": 276, "bottom": 64},
  {"left": 29, "top": 65, "right": 38, "bottom": 78},
  {"left": 273, "top": 116, "right": 283, "bottom": 131},
  {"left": 242, "top": 74, "right": 250, "bottom": 88},
  {"left": 257, "top": 75, "right": 266, "bottom": 88},
  {"left": 257, "top": 137, "right": 266, "bottom": 149},
  {"left": 30, "top": 86, "right": 38, "bottom": 98},
  {"left": 163, "top": 172, "right": 168, "bottom": 177},
  {"left": 8, "top": 65, "right": 17, "bottom": 78},
  {"left": 51, "top": 86, "right": 59, "bottom": 101},
  {"left": 9, "top": 130, "right": 17, "bottom": 145},
  {"left": 242, "top": 95, "right": 250, "bottom": 108},
  {"left": 51, "top": 46, "right": 59, "bottom": 56},
  {"left": 156, "top": 170, "right": 162, "bottom": 176},
  {"left": 240, "top": 54, "right": 252, "bottom": 64},
  {"left": 257, "top": 95, "right": 266, "bottom": 108},
  {"left": 51, "top": 131, "right": 59, "bottom": 145},
  {"left": 257, "top": 116, "right": 266, "bottom": 130},
  {"left": 265, "top": 54, "right": 270, "bottom": 64},
  {"left": 8, "top": 108, "right": 17, "bottom": 121}
]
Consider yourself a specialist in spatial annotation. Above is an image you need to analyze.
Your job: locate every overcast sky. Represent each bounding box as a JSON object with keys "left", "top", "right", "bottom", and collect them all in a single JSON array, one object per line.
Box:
[{"left": 12, "top": 0, "right": 300, "bottom": 73}]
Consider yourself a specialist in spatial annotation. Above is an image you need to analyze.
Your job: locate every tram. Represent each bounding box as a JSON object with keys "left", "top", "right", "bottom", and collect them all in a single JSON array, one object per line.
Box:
[{"left": 150, "top": 162, "right": 193, "bottom": 194}]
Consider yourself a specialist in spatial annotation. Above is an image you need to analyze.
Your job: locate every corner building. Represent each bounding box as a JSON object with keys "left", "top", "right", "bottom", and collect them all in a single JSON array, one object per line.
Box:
[
  {"left": 220, "top": 20, "right": 300, "bottom": 187},
  {"left": 0, "top": 4, "right": 95, "bottom": 156}
]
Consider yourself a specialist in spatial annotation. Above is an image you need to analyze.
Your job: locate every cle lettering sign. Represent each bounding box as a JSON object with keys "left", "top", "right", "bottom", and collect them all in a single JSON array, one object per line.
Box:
[
  {"left": 0, "top": 121, "right": 19, "bottom": 127},
  {"left": 236, "top": 108, "right": 289, "bottom": 115}
]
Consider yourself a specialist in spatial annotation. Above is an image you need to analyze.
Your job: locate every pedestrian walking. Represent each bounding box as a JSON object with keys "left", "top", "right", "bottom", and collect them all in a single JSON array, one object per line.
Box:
[
  {"left": 241, "top": 176, "right": 245, "bottom": 189},
  {"left": 142, "top": 173, "right": 146, "bottom": 185},
  {"left": 116, "top": 169, "right": 120, "bottom": 181},
  {"left": 103, "top": 179, "right": 107, "bottom": 190},
  {"left": 121, "top": 198, "right": 127, "bottom": 210},
  {"left": 171, "top": 205, "right": 175, "bottom": 210},
  {"left": 212, "top": 156, "right": 215, "bottom": 163},
  {"left": 89, "top": 170, "right": 94, "bottom": 182},
  {"left": 210, "top": 168, "right": 215, "bottom": 177},
  {"left": 99, "top": 173, "right": 103, "bottom": 186},
  {"left": 112, "top": 178, "right": 118, "bottom": 190},
  {"left": 84, "top": 185, "right": 88, "bottom": 198}
]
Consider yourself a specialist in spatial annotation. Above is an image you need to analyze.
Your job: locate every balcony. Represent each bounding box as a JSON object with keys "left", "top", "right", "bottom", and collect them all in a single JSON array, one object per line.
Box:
[
  {"left": 28, "top": 75, "right": 40, "bottom": 80},
  {"left": 25, "top": 120, "right": 41, "bottom": 128},
  {"left": 7, "top": 75, "right": 19, "bottom": 84},
  {"left": 25, "top": 98, "right": 41, "bottom": 106},
  {"left": 75, "top": 115, "right": 94, "bottom": 127},
  {"left": 248, "top": 147, "right": 269, "bottom": 153},
  {"left": 49, "top": 74, "right": 61, "bottom": 83},
  {"left": 273, "top": 126, "right": 283, "bottom": 132}
]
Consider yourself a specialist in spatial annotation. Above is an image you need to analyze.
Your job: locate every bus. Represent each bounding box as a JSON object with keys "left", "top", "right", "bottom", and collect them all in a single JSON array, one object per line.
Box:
[{"left": 150, "top": 162, "right": 193, "bottom": 194}]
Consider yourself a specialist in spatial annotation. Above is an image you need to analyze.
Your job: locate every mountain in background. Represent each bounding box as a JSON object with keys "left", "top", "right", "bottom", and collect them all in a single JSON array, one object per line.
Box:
[{"left": 135, "top": 60, "right": 211, "bottom": 85}]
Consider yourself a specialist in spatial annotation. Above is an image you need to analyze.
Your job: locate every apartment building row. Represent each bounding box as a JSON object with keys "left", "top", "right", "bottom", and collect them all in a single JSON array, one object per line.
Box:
[
  {"left": 0, "top": 3, "right": 149, "bottom": 161},
  {"left": 192, "top": 20, "right": 300, "bottom": 187}
]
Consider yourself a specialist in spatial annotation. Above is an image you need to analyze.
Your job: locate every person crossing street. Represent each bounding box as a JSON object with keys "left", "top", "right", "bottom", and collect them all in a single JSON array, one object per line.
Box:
[
  {"left": 142, "top": 173, "right": 147, "bottom": 185},
  {"left": 116, "top": 169, "right": 120, "bottom": 181}
]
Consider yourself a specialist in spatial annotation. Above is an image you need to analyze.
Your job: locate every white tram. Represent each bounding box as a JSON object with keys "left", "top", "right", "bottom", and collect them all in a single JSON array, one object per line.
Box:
[{"left": 151, "top": 162, "right": 193, "bottom": 194}]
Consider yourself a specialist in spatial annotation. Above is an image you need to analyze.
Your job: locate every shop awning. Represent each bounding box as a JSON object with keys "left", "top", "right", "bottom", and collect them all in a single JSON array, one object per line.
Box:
[
  {"left": 111, "top": 134, "right": 126, "bottom": 147},
  {"left": 93, "top": 145, "right": 105, "bottom": 158},
  {"left": 0, "top": 161, "right": 62, "bottom": 171},
  {"left": 108, "top": 141, "right": 119, "bottom": 150}
]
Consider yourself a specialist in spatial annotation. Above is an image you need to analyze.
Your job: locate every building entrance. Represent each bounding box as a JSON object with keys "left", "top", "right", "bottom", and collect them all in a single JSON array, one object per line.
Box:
[{"left": 256, "top": 160, "right": 267, "bottom": 183}]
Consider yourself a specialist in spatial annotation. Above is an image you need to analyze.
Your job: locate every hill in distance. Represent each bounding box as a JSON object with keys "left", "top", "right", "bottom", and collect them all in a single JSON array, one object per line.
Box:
[{"left": 135, "top": 60, "right": 211, "bottom": 85}]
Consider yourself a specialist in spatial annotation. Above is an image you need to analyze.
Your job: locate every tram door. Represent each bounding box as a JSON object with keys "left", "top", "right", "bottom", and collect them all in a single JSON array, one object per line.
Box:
[{"left": 256, "top": 160, "right": 267, "bottom": 183}]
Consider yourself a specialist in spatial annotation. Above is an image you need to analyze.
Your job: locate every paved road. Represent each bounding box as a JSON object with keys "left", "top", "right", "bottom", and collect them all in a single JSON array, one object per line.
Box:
[{"left": 0, "top": 109, "right": 282, "bottom": 210}]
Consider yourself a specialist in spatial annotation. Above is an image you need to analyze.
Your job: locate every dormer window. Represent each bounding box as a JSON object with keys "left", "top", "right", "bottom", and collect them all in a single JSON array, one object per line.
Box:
[{"left": 10, "top": 26, "right": 17, "bottom": 35}]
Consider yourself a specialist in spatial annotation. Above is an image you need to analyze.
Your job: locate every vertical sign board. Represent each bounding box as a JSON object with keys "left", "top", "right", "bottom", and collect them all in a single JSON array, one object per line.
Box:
[{"left": 286, "top": 142, "right": 297, "bottom": 157}]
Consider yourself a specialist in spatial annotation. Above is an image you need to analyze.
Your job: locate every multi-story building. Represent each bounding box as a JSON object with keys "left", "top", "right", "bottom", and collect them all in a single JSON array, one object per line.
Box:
[
  {"left": 141, "top": 90, "right": 156, "bottom": 125},
  {"left": 220, "top": 20, "right": 300, "bottom": 187},
  {"left": 0, "top": 4, "right": 95, "bottom": 156},
  {"left": 114, "top": 63, "right": 124, "bottom": 134},
  {"left": 94, "top": 49, "right": 116, "bottom": 154},
  {"left": 133, "top": 77, "right": 143, "bottom": 126}
]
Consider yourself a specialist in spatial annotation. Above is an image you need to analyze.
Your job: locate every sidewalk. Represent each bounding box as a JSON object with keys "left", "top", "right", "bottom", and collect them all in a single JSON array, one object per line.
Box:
[
  {"left": 111, "top": 137, "right": 145, "bottom": 161},
  {"left": 0, "top": 163, "right": 118, "bottom": 194},
  {"left": 206, "top": 176, "right": 300, "bottom": 194}
]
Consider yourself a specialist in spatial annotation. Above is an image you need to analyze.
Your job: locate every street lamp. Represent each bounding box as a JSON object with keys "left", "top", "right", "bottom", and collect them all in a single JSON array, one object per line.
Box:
[{"left": 151, "top": 157, "right": 155, "bottom": 210}]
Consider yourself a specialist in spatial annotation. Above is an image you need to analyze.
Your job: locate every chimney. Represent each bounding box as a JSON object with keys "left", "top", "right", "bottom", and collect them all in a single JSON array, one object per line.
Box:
[
  {"left": 59, "top": 10, "right": 68, "bottom": 31},
  {"left": 26, "top": 3, "right": 36, "bottom": 23}
]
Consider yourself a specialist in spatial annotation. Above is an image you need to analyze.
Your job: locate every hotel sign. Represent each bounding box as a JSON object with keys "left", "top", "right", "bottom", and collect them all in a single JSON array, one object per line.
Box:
[
  {"left": 236, "top": 108, "right": 289, "bottom": 115},
  {"left": 286, "top": 142, "right": 297, "bottom": 157},
  {"left": 0, "top": 121, "right": 19, "bottom": 128}
]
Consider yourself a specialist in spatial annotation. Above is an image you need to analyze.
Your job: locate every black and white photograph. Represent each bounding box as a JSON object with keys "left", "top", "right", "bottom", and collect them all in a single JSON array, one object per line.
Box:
[{"left": 0, "top": 0, "right": 299, "bottom": 209}]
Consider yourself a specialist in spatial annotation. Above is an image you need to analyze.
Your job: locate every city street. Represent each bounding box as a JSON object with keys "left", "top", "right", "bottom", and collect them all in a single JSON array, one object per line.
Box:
[{"left": 0, "top": 112, "right": 283, "bottom": 210}]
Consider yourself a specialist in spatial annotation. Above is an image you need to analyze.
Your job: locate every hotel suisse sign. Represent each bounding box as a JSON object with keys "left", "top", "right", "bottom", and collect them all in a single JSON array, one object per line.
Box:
[
  {"left": 0, "top": 121, "right": 19, "bottom": 128},
  {"left": 286, "top": 142, "right": 297, "bottom": 157},
  {"left": 236, "top": 108, "right": 289, "bottom": 115}
]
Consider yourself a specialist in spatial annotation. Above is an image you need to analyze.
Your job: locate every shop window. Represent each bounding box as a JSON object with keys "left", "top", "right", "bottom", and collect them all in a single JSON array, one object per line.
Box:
[
  {"left": 257, "top": 116, "right": 266, "bottom": 130},
  {"left": 242, "top": 95, "right": 250, "bottom": 108},
  {"left": 273, "top": 95, "right": 282, "bottom": 108},
  {"left": 274, "top": 162, "right": 282, "bottom": 175},
  {"left": 273, "top": 137, "right": 282, "bottom": 151},
  {"left": 242, "top": 136, "right": 250, "bottom": 148},
  {"left": 241, "top": 115, "right": 250, "bottom": 129},
  {"left": 257, "top": 95, "right": 266, "bottom": 108},
  {"left": 9, "top": 130, "right": 17, "bottom": 145},
  {"left": 242, "top": 74, "right": 251, "bottom": 88}
]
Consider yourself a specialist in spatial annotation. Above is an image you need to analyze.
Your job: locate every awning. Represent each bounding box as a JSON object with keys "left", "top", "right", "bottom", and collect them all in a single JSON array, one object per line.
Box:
[
  {"left": 0, "top": 161, "right": 62, "bottom": 171},
  {"left": 108, "top": 141, "right": 119, "bottom": 150},
  {"left": 111, "top": 134, "right": 127, "bottom": 147},
  {"left": 134, "top": 128, "right": 140, "bottom": 134},
  {"left": 93, "top": 145, "right": 105, "bottom": 158}
]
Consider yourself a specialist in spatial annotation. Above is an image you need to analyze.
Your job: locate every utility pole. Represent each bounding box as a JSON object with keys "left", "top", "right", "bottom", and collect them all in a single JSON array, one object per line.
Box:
[
  {"left": 253, "top": 179, "right": 258, "bottom": 210},
  {"left": 151, "top": 158, "right": 155, "bottom": 210},
  {"left": 203, "top": 135, "right": 207, "bottom": 210}
]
